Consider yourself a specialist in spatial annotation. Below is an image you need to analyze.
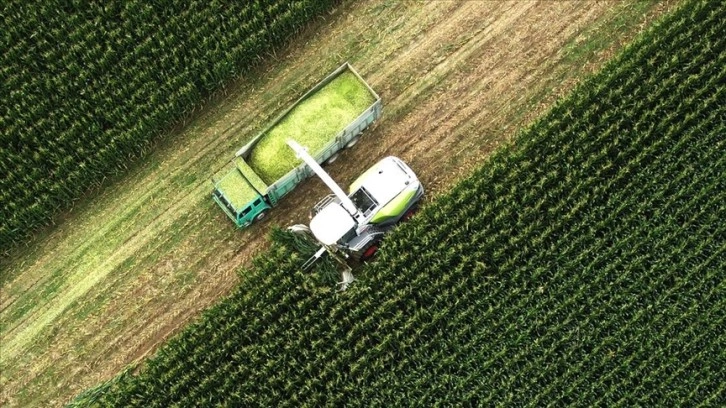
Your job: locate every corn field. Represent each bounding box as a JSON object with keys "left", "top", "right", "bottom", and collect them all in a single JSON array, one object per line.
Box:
[
  {"left": 0, "top": 0, "right": 339, "bottom": 252},
  {"left": 71, "top": 0, "right": 724, "bottom": 406}
]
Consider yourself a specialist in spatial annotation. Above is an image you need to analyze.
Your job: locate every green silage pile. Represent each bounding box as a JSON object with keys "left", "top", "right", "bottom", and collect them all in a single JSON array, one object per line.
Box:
[
  {"left": 248, "top": 70, "right": 375, "bottom": 184},
  {"left": 217, "top": 169, "right": 258, "bottom": 210},
  {"left": 217, "top": 171, "right": 256, "bottom": 210},
  {"left": 216, "top": 158, "right": 268, "bottom": 211}
]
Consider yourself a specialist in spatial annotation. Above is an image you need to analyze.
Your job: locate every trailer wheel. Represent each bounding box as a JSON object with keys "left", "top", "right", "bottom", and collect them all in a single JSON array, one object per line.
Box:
[
  {"left": 325, "top": 153, "right": 340, "bottom": 165},
  {"left": 359, "top": 240, "right": 380, "bottom": 262},
  {"left": 253, "top": 210, "right": 269, "bottom": 223},
  {"left": 345, "top": 136, "right": 360, "bottom": 149}
]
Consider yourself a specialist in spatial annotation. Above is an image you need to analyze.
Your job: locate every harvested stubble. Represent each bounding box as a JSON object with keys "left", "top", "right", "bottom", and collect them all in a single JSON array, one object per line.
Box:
[{"left": 248, "top": 71, "right": 375, "bottom": 184}]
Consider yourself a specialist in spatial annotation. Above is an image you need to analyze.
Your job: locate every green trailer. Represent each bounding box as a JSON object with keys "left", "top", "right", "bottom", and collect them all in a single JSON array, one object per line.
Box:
[{"left": 212, "top": 63, "right": 382, "bottom": 228}]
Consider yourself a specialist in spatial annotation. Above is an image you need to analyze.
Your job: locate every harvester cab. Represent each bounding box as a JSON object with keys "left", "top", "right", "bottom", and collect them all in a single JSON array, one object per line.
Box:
[{"left": 286, "top": 139, "right": 424, "bottom": 289}]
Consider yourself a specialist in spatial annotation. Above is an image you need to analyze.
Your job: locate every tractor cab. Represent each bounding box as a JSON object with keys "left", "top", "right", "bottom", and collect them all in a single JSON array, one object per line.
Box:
[{"left": 308, "top": 156, "right": 424, "bottom": 247}]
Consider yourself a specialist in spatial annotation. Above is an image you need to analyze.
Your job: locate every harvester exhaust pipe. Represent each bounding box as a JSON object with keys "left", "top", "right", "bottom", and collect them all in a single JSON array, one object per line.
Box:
[{"left": 286, "top": 139, "right": 361, "bottom": 220}]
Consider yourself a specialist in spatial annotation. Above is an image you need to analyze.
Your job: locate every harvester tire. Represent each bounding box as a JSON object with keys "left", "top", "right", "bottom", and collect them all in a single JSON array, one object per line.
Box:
[{"left": 359, "top": 240, "right": 380, "bottom": 262}]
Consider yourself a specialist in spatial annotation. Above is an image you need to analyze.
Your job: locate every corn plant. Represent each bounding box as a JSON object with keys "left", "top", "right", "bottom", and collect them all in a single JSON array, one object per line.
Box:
[{"left": 0, "top": 0, "right": 341, "bottom": 252}]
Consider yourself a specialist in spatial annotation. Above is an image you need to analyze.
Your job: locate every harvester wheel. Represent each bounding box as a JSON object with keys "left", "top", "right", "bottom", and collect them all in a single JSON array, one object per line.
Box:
[
  {"left": 325, "top": 153, "right": 340, "bottom": 165},
  {"left": 359, "top": 240, "right": 380, "bottom": 262}
]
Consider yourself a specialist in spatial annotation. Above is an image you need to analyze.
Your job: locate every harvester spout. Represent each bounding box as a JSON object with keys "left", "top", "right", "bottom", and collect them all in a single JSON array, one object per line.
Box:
[{"left": 286, "top": 139, "right": 361, "bottom": 219}]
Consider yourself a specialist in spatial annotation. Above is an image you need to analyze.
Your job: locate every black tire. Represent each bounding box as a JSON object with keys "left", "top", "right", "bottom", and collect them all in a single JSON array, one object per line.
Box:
[
  {"left": 359, "top": 239, "right": 380, "bottom": 262},
  {"left": 345, "top": 136, "right": 360, "bottom": 149},
  {"left": 325, "top": 153, "right": 339, "bottom": 165},
  {"left": 253, "top": 210, "right": 269, "bottom": 223}
]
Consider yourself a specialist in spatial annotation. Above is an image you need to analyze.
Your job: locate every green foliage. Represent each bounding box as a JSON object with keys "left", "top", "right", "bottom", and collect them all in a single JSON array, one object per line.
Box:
[
  {"left": 0, "top": 0, "right": 341, "bottom": 253},
  {"left": 70, "top": 0, "right": 726, "bottom": 406}
]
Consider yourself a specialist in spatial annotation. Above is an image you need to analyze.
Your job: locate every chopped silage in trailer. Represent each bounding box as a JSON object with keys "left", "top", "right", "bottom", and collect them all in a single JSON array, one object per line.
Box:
[
  {"left": 248, "top": 71, "right": 375, "bottom": 184},
  {"left": 216, "top": 158, "right": 268, "bottom": 209}
]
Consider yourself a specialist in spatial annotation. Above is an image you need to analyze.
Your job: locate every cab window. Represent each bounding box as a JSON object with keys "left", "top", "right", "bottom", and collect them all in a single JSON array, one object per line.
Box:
[
  {"left": 239, "top": 206, "right": 252, "bottom": 219},
  {"left": 351, "top": 187, "right": 377, "bottom": 216}
]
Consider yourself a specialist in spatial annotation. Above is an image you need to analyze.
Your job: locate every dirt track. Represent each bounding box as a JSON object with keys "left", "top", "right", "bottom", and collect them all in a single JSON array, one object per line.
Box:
[{"left": 0, "top": 1, "right": 675, "bottom": 406}]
